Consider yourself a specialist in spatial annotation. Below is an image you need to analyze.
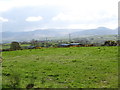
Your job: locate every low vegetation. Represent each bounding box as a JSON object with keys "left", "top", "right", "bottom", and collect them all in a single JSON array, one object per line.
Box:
[{"left": 2, "top": 46, "right": 118, "bottom": 88}]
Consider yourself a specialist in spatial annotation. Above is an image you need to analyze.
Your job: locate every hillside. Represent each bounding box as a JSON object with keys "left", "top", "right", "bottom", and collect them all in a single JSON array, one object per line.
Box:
[
  {"left": 71, "top": 27, "right": 118, "bottom": 37},
  {"left": 1, "top": 27, "right": 118, "bottom": 43}
]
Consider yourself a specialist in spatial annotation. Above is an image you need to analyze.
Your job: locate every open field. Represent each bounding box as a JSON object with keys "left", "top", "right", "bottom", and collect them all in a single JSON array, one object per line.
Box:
[
  {"left": 1, "top": 44, "right": 31, "bottom": 49},
  {"left": 2, "top": 46, "right": 118, "bottom": 88}
]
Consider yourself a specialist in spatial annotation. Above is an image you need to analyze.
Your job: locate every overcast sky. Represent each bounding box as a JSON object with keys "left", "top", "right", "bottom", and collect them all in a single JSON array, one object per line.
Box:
[{"left": 0, "top": 0, "right": 119, "bottom": 32}]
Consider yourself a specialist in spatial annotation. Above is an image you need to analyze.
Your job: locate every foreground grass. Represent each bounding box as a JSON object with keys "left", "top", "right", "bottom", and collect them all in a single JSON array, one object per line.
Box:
[{"left": 2, "top": 46, "right": 118, "bottom": 88}]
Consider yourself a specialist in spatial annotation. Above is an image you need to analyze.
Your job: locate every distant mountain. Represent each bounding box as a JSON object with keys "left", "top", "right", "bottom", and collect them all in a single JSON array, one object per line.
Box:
[
  {"left": 71, "top": 27, "right": 118, "bottom": 37},
  {"left": 1, "top": 27, "right": 118, "bottom": 43},
  {"left": 1, "top": 30, "right": 63, "bottom": 43}
]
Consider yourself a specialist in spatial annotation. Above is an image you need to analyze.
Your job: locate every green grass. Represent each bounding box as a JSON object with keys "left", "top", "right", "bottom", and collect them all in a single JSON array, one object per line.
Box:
[
  {"left": 20, "top": 44, "right": 31, "bottom": 47},
  {"left": 1, "top": 44, "right": 31, "bottom": 49},
  {"left": 2, "top": 46, "right": 10, "bottom": 49},
  {"left": 2, "top": 46, "right": 118, "bottom": 88},
  {"left": 1, "top": 43, "right": 10, "bottom": 49}
]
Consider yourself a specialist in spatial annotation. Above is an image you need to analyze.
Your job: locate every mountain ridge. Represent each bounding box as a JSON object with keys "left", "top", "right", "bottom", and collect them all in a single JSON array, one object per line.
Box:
[{"left": 1, "top": 27, "right": 118, "bottom": 43}]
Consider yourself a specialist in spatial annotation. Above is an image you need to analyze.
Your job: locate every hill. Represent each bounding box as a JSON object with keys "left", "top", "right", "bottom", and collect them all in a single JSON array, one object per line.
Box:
[
  {"left": 71, "top": 27, "right": 118, "bottom": 37},
  {"left": 1, "top": 27, "right": 118, "bottom": 43}
]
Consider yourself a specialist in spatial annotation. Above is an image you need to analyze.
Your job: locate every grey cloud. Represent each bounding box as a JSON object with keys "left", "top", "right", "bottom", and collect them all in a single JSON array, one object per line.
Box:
[{"left": 2, "top": 6, "right": 62, "bottom": 32}]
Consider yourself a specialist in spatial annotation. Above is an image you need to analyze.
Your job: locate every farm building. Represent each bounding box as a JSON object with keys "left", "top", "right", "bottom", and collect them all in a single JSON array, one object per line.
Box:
[
  {"left": 26, "top": 46, "right": 42, "bottom": 49},
  {"left": 58, "top": 43, "right": 83, "bottom": 47},
  {"left": 69, "top": 43, "right": 83, "bottom": 47},
  {"left": 58, "top": 44, "right": 70, "bottom": 47}
]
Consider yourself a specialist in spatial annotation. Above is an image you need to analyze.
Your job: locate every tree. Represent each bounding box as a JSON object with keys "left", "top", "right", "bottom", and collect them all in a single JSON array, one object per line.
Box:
[
  {"left": 116, "top": 40, "right": 120, "bottom": 46},
  {"left": 30, "top": 39, "right": 39, "bottom": 47},
  {"left": 104, "top": 40, "right": 117, "bottom": 46},
  {"left": 10, "top": 42, "right": 21, "bottom": 50}
]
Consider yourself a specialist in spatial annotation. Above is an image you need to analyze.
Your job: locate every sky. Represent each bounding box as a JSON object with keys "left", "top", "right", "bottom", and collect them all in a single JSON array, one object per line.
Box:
[{"left": 0, "top": 0, "right": 119, "bottom": 32}]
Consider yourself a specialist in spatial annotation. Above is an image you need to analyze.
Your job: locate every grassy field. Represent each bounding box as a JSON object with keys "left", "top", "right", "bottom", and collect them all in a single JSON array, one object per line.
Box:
[
  {"left": 2, "top": 46, "right": 118, "bottom": 88},
  {"left": 1, "top": 43, "right": 31, "bottom": 49}
]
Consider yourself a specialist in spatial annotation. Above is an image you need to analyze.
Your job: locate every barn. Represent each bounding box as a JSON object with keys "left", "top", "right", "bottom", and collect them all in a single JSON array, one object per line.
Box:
[{"left": 58, "top": 43, "right": 84, "bottom": 47}]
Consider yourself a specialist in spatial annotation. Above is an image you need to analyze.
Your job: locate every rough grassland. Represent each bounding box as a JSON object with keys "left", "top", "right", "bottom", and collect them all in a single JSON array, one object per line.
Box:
[{"left": 2, "top": 46, "right": 118, "bottom": 88}]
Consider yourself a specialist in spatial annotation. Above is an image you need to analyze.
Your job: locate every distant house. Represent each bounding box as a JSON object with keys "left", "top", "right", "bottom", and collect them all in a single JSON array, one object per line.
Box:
[
  {"left": 70, "top": 43, "right": 83, "bottom": 47},
  {"left": 58, "top": 44, "right": 70, "bottom": 47},
  {"left": 26, "top": 46, "right": 42, "bottom": 49},
  {"left": 58, "top": 43, "right": 84, "bottom": 47},
  {"left": 70, "top": 43, "right": 80, "bottom": 45}
]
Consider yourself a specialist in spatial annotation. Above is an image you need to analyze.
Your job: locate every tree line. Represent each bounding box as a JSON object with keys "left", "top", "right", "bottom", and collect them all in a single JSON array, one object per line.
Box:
[{"left": 1, "top": 40, "right": 119, "bottom": 52}]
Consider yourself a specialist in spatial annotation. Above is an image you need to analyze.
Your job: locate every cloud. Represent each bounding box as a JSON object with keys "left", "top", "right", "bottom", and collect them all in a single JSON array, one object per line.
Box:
[
  {"left": 0, "top": 17, "right": 8, "bottom": 22},
  {"left": 51, "top": 11, "right": 117, "bottom": 28},
  {"left": 66, "top": 24, "right": 98, "bottom": 29},
  {"left": 66, "top": 23, "right": 117, "bottom": 29},
  {"left": 0, "top": 0, "right": 118, "bottom": 31},
  {"left": 25, "top": 16, "right": 43, "bottom": 22},
  {"left": 52, "top": 13, "right": 68, "bottom": 21},
  {"left": 0, "top": 0, "right": 118, "bottom": 13},
  {"left": 0, "top": 0, "right": 68, "bottom": 12},
  {"left": 52, "top": 13, "right": 80, "bottom": 21}
]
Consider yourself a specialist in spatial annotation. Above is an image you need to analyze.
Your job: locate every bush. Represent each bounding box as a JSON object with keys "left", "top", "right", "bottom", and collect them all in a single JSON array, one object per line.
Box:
[
  {"left": 10, "top": 42, "right": 21, "bottom": 50},
  {"left": 103, "top": 40, "right": 117, "bottom": 46}
]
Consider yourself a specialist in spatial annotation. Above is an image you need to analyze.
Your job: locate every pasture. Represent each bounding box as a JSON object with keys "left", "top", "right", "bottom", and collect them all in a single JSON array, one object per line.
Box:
[
  {"left": 1, "top": 43, "right": 31, "bottom": 49},
  {"left": 2, "top": 46, "right": 118, "bottom": 88}
]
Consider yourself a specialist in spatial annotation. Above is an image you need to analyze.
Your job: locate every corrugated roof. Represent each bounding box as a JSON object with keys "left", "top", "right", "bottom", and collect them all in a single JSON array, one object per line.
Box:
[
  {"left": 70, "top": 43, "right": 80, "bottom": 45},
  {"left": 60, "top": 44, "right": 70, "bottom": 46}
]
